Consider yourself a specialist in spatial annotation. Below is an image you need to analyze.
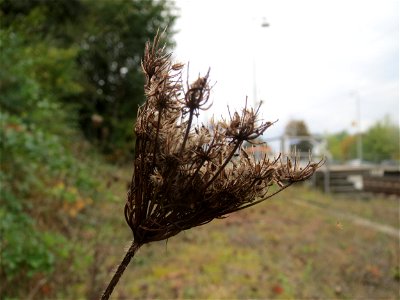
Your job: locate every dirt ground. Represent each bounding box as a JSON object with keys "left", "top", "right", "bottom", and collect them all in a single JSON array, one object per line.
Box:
[{"left": 99, "top": 185, "right": 400, "bottom": 299}]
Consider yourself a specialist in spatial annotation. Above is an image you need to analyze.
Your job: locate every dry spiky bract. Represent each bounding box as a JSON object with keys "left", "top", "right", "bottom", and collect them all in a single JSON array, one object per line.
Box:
[
  {"left": 102, "top": 33, "right": 323, "bottom": 300},
  {"left": 125, "top": 34, "right": 322, "bottom": 245}
]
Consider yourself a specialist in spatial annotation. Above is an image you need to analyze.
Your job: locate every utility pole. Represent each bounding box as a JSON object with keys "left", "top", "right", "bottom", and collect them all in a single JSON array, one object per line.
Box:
[
  {"left": 350, "top": 91, "right": 363, "bottom": 164},
  {"left": 252, "top": 18, "right": 269, "bottom": 109}
]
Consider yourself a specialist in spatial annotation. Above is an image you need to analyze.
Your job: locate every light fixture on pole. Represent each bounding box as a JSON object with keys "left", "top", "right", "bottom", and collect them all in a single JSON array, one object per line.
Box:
[
  {"left": 350, "top": 91, "right": 363, "bottom": 164},
  {"left": 252, "top": 18, "right": 269, "bottom": 109}
]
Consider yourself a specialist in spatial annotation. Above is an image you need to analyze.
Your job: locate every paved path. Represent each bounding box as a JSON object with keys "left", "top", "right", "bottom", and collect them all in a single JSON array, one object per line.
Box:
[{"left": 292, "top": 199, "right": 400, "bottom": 239}]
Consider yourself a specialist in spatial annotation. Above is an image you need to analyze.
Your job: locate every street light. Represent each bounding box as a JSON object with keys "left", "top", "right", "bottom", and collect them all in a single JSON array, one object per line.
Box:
[
  {"left": 350, "top": 91, "right": 363, "bottom": 164},
  {"left": 252, "top": 18, "right": 269, "bottom": 109}
]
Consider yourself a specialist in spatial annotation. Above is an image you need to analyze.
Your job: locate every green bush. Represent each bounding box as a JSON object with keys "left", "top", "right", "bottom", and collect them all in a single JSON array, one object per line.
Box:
[
  {"left": 1, "top": 0, "right": 177, "bottom": 159},
  {"left": 0, "top": 1, "right": 177, "bottom": 297},
  {"left": 0, "top": 27, "right": 96, "bottom": 297},
  {"left": 0, "top": 111, "right": 97, "bottom": 298}
]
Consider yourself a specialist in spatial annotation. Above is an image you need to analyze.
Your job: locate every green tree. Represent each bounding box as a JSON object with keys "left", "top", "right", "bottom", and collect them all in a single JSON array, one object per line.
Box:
[
  {"left": 362, "top": 117, "right": 400, "bottom": 163},
  {"left": 327, "top": 131, "right": 349, "bottom": 162},
  {"left": 0, "top": 0, "right": 84, "bottom": 40},
  {"left": 0, "top": 30, "right": 82, "bottom": 131},
  {"left": 1, "top": 30, "right": 86, "bottom": 298},
  {"left": 1, "top": 0, "right": 177, "bottom": 159},
  {"left": 0, "top": 0, "right": 177, "bottom": 297},
  {"left": 284, "top": 119, "right": 313, "bottom": 153},
  {"left": 340, "top": 135, "right": 357, "bottom": 161},
  {"left": 326, "top": 131, "right": 358, "bottom": 162},
  {"left": 74, "top": 0, "right": 177, "bottom": 159},
  {"left": 326, "top": 118, "right": 399, "bottom": 163}
]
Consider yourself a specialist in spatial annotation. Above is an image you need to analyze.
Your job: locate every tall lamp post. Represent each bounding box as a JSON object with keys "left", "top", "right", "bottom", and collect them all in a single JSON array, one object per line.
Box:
[
  {"left": 350, "top": 91, "right": 363, "bottom": 164},
  {"left": 252, "top": 18, "right": 269, "bottom": 108}
]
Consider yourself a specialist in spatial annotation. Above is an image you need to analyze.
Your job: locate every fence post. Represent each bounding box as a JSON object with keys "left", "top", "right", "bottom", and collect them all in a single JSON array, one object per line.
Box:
[{"left": 324, "top": 158, "right": 330, "bottom": 194}]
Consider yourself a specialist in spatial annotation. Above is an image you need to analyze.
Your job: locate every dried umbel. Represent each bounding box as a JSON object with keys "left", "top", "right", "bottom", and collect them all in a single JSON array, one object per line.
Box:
[{"left": 101, "top": 33, "right": 323, "bottom": 299}]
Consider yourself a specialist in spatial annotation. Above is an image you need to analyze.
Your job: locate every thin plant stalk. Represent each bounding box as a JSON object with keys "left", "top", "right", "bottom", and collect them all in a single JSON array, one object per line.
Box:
[
  {"left": 100, "top": 242, "right": 141, "bottom": 300},
  {"left": 100, "top": 31, "right": 323, "bottom": 299}
]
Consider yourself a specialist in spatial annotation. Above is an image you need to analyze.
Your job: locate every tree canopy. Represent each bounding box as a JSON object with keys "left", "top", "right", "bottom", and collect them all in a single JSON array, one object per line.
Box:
[
  {"left": 284, "top": 119, "right": 313, "bottom": 153},
  {"left": 1, "top": 0, "right": 177, "bottom": 160},
  {"left": 326, "top": 117, "right": 399, "bottom": 163},
  {"left": 0, "top": 1, "right": 177, "bottom": 298}
]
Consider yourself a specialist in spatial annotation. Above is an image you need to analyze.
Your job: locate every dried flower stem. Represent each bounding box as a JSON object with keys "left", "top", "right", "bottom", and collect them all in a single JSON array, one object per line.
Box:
[
  {"left": 101, "top": 31, "right": 323, "bottom": 299},
  {"left": 204, "top": 141, "right": 241, "bottom": 189},
  {"left": 100, "top": 242, "right": 141, "bottom": 300}
]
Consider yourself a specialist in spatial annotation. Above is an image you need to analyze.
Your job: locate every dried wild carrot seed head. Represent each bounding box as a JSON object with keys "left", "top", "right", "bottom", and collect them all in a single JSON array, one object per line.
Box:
[{"left": 124, "top": 33, "right": 323, "bottom": 246}]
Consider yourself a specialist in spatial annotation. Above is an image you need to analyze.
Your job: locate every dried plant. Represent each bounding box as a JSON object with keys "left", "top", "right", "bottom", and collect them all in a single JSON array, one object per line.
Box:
[{"left": 101, "top": 32, "right": 323, "bottom": 299}]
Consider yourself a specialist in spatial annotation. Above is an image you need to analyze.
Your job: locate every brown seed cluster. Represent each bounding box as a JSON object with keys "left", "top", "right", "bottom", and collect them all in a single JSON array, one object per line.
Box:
[{"left": 124, "top": 33, "right": 323, "bottom": 246}]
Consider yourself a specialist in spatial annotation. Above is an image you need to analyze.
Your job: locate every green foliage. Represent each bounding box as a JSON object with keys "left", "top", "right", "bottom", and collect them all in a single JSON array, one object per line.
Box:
[
  {"left": 0, "top": 0, "right": 84, "bottom": 45},
  {"left": 74, "top": 0, "right": 176, "bottom": 158},
  {"left": 0, "top": 0, "right": 176, "bottom": 297},
  {"left": 0, "top": 29, "right": 82, "bottom": 133},
  {"left": 326, "top": 131, "right": 348, "bottom": 161},
  {"left": 362, "top": 117, "right": 400, "bottom": 162},
  {"left": 0, "top": 111, "right": 97, "bottom": 298},
  {"left": 327, "top": 131, "right": 357, "bottom": 162},
  {"left": 0, "top": 201, "right": 63, "bottom": 280},
  {"left": 1, "top": 0, "right": 177, "bottom": 159},
  {"left": 326, "top": 117, "right": 399, "bottom": 163}
]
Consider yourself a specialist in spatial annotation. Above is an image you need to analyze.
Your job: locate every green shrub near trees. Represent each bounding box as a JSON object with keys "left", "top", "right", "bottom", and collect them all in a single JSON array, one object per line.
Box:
[
  {"left": 1, "top": 0, "right": 176, "bottom": 158},
  {"left": 0, "top": 0, "right": 176, "bottom": 298},
  {"left": 281, "top": 118, "right": 398, "bottom": 163},
  {"left": 362, "top": 117, "right": 400, "bottom": 163},
  {"left": 327, "top": 117, "right": 400, "bottom": 163}
]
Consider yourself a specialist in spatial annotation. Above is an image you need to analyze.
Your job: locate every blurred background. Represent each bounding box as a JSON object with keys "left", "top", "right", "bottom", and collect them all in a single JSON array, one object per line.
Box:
[{"left": 0, "top": 0, "right": 399, "bottom": 299}]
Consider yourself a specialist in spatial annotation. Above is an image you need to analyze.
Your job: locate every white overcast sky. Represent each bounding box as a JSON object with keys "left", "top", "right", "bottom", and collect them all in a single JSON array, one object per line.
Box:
[{"left": 171, "top": 0, "right": 399, "bottom": 138}]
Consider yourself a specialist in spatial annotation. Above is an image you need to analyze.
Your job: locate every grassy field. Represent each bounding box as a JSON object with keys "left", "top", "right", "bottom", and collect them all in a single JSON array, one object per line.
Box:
[{"left": 83, "top": 173, "right": 400, "bottom": 300}]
